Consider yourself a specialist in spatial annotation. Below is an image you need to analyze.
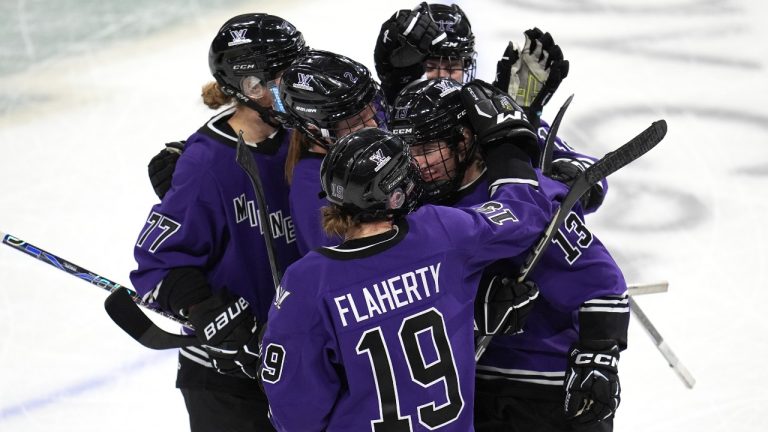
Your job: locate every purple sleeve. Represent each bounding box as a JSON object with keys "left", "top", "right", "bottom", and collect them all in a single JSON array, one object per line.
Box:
[
  {"left": 261, "top": 267, "right": 341, "bottom": 431},
  {"left": 419, "top": 182, "right": 555, "bottom": 271},
  {"left": 537, "top": 120, "right": 609, "bottom": 209},
  {"left": 129, "top": 158, "right": 224, "bottom": 302}
]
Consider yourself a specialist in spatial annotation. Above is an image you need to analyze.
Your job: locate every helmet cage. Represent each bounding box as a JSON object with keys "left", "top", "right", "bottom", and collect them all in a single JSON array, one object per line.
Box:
[
  {"left": 425, "top": 3, "right": 476, "bottom": 82},
  {"left": 424, "top": 54, "right": 477, "bottom": 83},
  {"left": 390, "top": 78, "right": 476, "bottom": 202}
]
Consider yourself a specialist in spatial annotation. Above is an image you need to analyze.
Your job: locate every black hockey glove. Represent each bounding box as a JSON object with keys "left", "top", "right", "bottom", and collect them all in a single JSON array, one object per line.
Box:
[
  {"left": 550, "top": 158, "right": 605, "bottom": 212},
  {"left": 374, "top": 3, "right": 445, "bottom": 102},
  {"left": 493, "top": 28, "right": 569, "bottom": 123},
  {"left": 460, "top": 80, "right": 539, "bottom": 161},
  {"left": 148, "top": 141, "right": 184, "bottom": 199},
  {"left": 188, "top": 292, "right": 261, "bottom": 380},
  {"left": 475, "top": 273, "right": 539, "bottom": 336},
  {"left": 375, "top": 3, "right": 445, "bottom": 69},
  {"left": 564, "top": 340, "right": 621, "bottom": 426}
]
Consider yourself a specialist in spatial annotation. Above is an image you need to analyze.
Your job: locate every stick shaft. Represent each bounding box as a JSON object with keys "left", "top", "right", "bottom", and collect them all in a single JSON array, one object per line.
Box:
[
  {"left": 630, "top": 298, "right": 696, "bottom": 388},
  {"left": 475, "top": 120, "right": 668, "bottom": 362},
  {"left": 627, "top": 281, "right": 669, "bottom": 296},
  {"left": 1, "top": 230, "right": 186, "bottom": 325}
]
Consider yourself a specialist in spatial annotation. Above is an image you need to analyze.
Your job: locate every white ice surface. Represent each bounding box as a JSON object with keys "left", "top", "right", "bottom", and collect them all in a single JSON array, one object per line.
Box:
[{"left": 1, "top": 0, "right": 767, "bottom": 430}]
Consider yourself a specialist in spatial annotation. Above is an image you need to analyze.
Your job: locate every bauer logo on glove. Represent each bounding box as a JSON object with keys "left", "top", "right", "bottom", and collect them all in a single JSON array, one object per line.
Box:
[{"left": 202, "top": 296, "right": 250, "bottom": 342}]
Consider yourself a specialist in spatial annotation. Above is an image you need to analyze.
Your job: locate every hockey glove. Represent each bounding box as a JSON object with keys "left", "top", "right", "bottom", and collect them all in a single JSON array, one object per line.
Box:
[
  {"left": 493, "top": 28, "right": 569, "bottom": 122},
  {"left": 460, "top": 80, "right": 539, "bottom": 161},
  {"left": 564, "top": 340, "right": 621, "bottom": 425},
  {"left": 148, "top": 141, "right": 184, "bottom": 199},
  {"left": 374, "top": 3, "right": 445, "bottom": 101},
  {"left": 188, "top": 292, "right": 261, "bottom": 380},
  {"left": 376, "top": 3, "right": 446, "bottom": 68},
  {"left": 475, "top": 273, "right": 539, "bottom": 336},
  {"left": 550, "top": 158, "right": 605, "bottom": 212}
]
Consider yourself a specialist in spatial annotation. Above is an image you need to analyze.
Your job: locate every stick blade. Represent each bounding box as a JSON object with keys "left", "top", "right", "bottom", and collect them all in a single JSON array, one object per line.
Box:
[
  {"left": 541, "top": 93, "right": 575, "bottom": 175},
  {"left": 585, "top": 120, "right": 667, "bottom": 185},
  {"left": 104, "top": 288, "right": 196, "bottom": 350}
]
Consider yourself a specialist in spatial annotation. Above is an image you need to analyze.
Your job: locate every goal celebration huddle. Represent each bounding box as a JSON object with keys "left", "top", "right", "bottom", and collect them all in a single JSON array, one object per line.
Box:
[{"left": 115, "top": 3, "right": 660, "bottom": 431}]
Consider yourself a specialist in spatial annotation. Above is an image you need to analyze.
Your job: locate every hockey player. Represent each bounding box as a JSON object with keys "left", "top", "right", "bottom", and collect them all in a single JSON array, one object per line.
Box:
[
  {"left": 260, "top": 82, "right": 556, "bottom": 430},
  {"left": 278, "top": 49, "right": 389, "bottom": 254},
  {"left": 373, "top": 2, "right": 606, "bottom": 212},
  {"left": 130, "top": 13, "right": 305, "bottom": 432},
  {"left": 390, "top": 78, "right": 628, "bottom": 431}
]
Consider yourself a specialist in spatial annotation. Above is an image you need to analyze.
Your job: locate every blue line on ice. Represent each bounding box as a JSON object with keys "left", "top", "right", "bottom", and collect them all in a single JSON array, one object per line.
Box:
[{"left": 0, "top": 350, "right": 174, "bottom": 422}]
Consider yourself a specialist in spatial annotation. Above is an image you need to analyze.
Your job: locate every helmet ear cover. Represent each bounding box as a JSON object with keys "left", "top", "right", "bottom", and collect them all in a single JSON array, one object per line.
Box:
[{"left": 240, "top": 76, "right": 267, "bottom": 100}]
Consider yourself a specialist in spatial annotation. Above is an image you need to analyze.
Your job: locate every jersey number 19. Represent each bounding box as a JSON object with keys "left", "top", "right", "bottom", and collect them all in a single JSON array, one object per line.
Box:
[{"left": 356, "top": 308, "right": 464, "bottom": 431}]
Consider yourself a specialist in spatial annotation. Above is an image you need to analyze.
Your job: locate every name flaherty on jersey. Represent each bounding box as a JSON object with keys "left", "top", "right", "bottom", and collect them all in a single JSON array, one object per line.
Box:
[{"left": 333, "top": 262, "right": 442, "bottom": 327}]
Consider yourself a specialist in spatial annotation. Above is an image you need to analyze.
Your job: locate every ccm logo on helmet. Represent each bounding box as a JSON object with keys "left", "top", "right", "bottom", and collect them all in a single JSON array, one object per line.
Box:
[
  {"left": 392, "top": 127, "right": 413, "bottom": 135},
  {"left": 575, "top": 352, "right": 618, "bottom": 368},
  {"left": 233, "top": 64, "right": 256, "bottom": 70},
  {"left": 203, "top": 297, "right": 250, "bottom": 341}
]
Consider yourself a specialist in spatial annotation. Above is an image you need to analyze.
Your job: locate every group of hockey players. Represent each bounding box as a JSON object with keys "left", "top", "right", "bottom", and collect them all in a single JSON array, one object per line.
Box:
[{"left": 129, "top": 3, "right": 629, "bottom": 431}]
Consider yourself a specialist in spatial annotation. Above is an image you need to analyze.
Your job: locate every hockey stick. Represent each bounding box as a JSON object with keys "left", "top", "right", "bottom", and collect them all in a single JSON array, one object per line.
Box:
[
  {"left": 105, "top": 288, "right": 196, "bottom": 349},
  {"left": 0, "top": 230, "right": 197, "bottom": 349},
  {"left": 627, "top": 281, "right": 669, "bottom": 296},
  {"left": 475, "top": 119, "right": 668, "bottom": 361},
  {"left": 625, "top": 281, "right": 695, "bottom": 387},
  {"left": 102, "top": 132, "right": 287, "bottom": 350},
  {"left": 234, "top": 130, "right": 282, "bottom": 290},
  {"left": 0, "top": 230, "right": 187, "bottom": 326},
  {"left": 630, "top": 297, "right": 696, "bottom": 388},
  {"left": 540, "top": 93, "right": 574, "bottom": 175}
]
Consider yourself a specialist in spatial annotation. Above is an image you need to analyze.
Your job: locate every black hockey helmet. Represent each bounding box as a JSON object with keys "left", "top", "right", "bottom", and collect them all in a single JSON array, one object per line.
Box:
[
  {"left": 279, "top": 50, "right": 388, "bottom": 144},
  {"left": 423, "top": 3, "right": 476, "bottom": 81},
  {"left": 321, "top": 127, "right": 422, "bottom": 221},
  {"left": 390, "top": 78, "right": 476, "bottom": 203},
  {"left": 208, "top": 13, "right": 306, "bottom": 124}
]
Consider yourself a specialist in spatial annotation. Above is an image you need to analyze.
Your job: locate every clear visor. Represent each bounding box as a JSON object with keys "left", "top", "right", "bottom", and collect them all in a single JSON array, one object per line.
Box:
[
  {"left": 321, "top": 94, "right": 390, "bottom": 144},
  {"left": 239, "top": 74, "right": 285, "bottom": 112},
  {"left": 269, "top": 80, "right": 287, "bottom": 114}
]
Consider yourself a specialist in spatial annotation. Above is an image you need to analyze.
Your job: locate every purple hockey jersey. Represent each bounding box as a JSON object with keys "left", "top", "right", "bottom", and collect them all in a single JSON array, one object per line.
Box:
[
  {"left": 288, "top": 150, "right": 340, "bottom": 254},
  {"left": 261, "top": 181, "right": 556, "bottom": 432},
  {"left": 452, "top": 171, "right": 627, "bottom": 396},
  {"left": 130, "top": 108, "right": 301, "bottom": 325},
  {"left": 538, "top": 119, "right": 608, "bottom": 214}
]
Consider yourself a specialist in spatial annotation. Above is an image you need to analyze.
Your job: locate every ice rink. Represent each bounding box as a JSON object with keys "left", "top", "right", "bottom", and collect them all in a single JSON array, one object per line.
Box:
[{"left": 1, "top": 0, "right": 767, "bottom": 430}]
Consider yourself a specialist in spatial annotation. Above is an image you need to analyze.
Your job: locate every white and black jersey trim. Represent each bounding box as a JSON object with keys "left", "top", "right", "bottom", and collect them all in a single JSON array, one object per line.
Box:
[
  {"left": 143, "top": 279, "right": 162, "bottom": 304},
  {"left": 180, "top": 345, "right": 213, "bottom": 368},
  {"left": 580, "top": 293, "right": 629, "bottom": 314},
  {"left": 318, "top": 220, "right": 408, "bottom": 260},
  {"left": 488, "top": 177, "right": 540, "bottom": 196},
  {"left": 476, "top": 365, "right": 565, "bottom": 386},
  {"left": 324, "top": 225, "right": 400, "bottom": 253},
  {"left": 206, "top": 107, "right": 238, "bottom": 142}
]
